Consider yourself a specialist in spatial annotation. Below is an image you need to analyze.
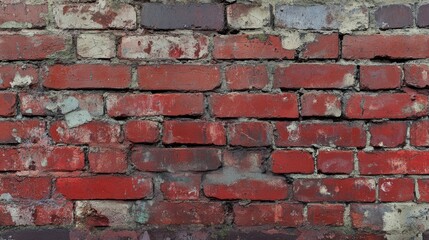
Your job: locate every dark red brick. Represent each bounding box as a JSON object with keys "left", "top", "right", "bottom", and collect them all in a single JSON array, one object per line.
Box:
[
  {"left": 225, "top": 65, "right": 269, "bottom": 90},
  {"left": 131, "top": 147, "right": 221, "bottom": 172},
  {"left": 88, "top": 146, "right": 128, "bottom": 173},
  {"left": 276, "top": 121, "right": 366, "bottom": 147},
  {"left": 404, "top": 64, "right": 429, "bottom": 88},
  {"left": 293, "top": 178, "right": 376, "bottom": 202},
  {"left": 228, "top": 122, "right": 273, "bottom": 147},
  {"left": 160, "top": 173, "right": 201, "bottom": 200},
  {"left": 0, "top": 34, "right": 69, "bottom": 60},
  {"left": 307, "top": 204, "right": 345, "bottom": 226},
  {"left": 360, "top": 65, "right": 402, "bottom": 90},
  {"left": 343, "top": 35, "right": 429, "bottom": 59},
  {"left": 0, "top": 64, "right": 38, "bottom": 89},
  {"left": 411, "top": 120, "right": 429, "bottom": 146},
  {"left": 146, "top": 202, "right": 224, "bottom": 225},
  {"left": 301, "top": 92, "right": 342, "bottom": 117},
  {"left": 203, "top": 169, "right": 288, "bottom": 200},
  {"left": 0, "top": 177, "right": 51, "bottom": 200},
  {"left": 49, "top": 121, "right": 121, "bottom": 145},
  {"left": 44, "top": 65, "right": 131, "bottom": 89},
  {"left": 345, "top": 93, "right": 429, "bottom": 119},
  {"left": 107, "top": 93, "right": 204, "bottom": 117},
  {"left": 300, "top": 33, "right": 339, "bottom": 59},
  {"left": 0, "top": 120, "right": 45, "bottom": 144},
  {"left": 0, "top": 3, "right": 47, "bottom": 28},
  {"left": 210, "top": 93, "right": 299, "bottom": 118},
  {"left": 56, "top": 176, "right": 152, "bottom": 200},
  {"left": 137, "top": 65, "right": 220, "bottom": 91},
  {"left": 0, "top": 93, "right": 16, "bottom": 116},
  {"left": 124, "top": 120, "right": 159, "bottom": 143},
  {"left": 369, "top": 122, "right": 407, "bottom": 147},
  {"left": 378, "top": 178, "right": 414, "bottom": 202},
  {"left": 213, "top": 35, "right": 295, "bottom": 59},
  {"left": 317, "top": 150, "right": 354, "bottom": 174},
  {"left": 274, "top": 64, "right": 355, "bottom": 89},
  {"left": 358, "top": 150, "right": 429, "bottom": 175},
  {"left": 271, "top": 150, "right": 314, "bottom": 174},
  {"left": 234, "top": 203, "right": 304, "bottom": 226},
  {"left": 162, "top": 120, "right": 226, "bottom": 145}
]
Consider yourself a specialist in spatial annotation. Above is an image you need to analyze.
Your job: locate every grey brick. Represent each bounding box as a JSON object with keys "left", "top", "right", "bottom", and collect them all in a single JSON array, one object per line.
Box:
[
  {"left": 141, "top": 3, "right": 225, "bottom": 31},
  {"left": 275, "top": 4, "right": 368, "bottom": 32},
  {"left": 375, "top": 5, "right": 413, "bottom": 29}
]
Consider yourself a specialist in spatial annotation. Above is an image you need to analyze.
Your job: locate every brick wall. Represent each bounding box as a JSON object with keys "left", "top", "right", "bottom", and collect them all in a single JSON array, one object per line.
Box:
[{"left": 1, "top": 0, "right": 429, "bottom": 239}]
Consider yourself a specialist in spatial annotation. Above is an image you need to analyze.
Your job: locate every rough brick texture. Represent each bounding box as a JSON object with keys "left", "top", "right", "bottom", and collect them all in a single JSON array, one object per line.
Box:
[{"left": 2, "top": 1, "right": 429, "bottom": 239}]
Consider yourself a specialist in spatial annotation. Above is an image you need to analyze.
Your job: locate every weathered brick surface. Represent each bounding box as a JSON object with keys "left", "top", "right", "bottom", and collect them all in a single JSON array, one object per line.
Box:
[
  {"left": 3, "top": 0, "right": 429, "bottom": 238},
  {"left": 375, "top": 5, "right": 413, "bottom": 29},
  {"left": 141, "top": 3, "right": 224, "bottom": 31}
]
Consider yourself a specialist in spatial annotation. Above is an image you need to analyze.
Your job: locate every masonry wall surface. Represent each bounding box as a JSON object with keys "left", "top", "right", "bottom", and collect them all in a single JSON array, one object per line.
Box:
[{"left": 2, "top": 0, "right": 429, "bottom": 239}]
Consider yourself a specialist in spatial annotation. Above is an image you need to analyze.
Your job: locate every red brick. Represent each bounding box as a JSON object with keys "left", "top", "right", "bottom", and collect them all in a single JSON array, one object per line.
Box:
[
  {"left": 276, "top": 121, "right": 366, "bottom": 147},
  {"left": 369, "top": 122, "right": 407, "bottom": 147},
  {"left": 0, "top": 146, "right": 85, "bottom": 171},
  {"left": 49, "top": 121, "right": 121, "bottom": 145},
  {"left": 137, "top": 65, "right": 220, "bottom": 91},
  {"left": 301, "top": 92, "right": 342, "bottom": 117},
  {"left": 0, "top": 64, "right": 38, "bottom": 89},
  {"left": 54, "top": 3, "right": 136, "bottom": 29},
  {"left": 18, "top": 146, "right": 85, "bottom": 172},
  {"left": 56, "top": 176, "right": 152, "bottom": 200},
  {"left": 225, "top": 65, "right": 268, "bottom": 90},
  {"left": 274, "top": 64, "right": 355, "bottom": 89},
  {"left": 404, "top": 64, "right": 429, "bottom": 88},
  {"left": 411, "top": 120, "right": 429, "bottom": 146},
  {"left": 343, "top": 35, "right": 429, "bottom": 59},
  {"left": 146, "top": 202, "right": 224, "bottom": 225},
  {"left": 210, "top": 93, "right": 298, "bottom": 118},
  {"left": 0, "top": 34, "right": 69, "bottom": 60},
  {"left": 160, "top": 173, "right": 201, "bottom": 200},
  {"left": 345, "top": 93, "right": 428, "bottom": 119},
  {"left": 213, "top": 35, "right": 295, "bottom": 59},
  {"left": 360, "top": 65, "right": 402, "bottom": 90},
  {"left": 0, "top": 3, "right": 48, "bottom": 28},
  {"left": 124, "top": 120, "right": 159, "bottom": 143},
  {"left": 300, "top": 33, "right": 339, "bottom": 59},
  {"left": 228, "top": 122, "right": 272, "bottom": 147},
  {"left": 350, "top": 204, "right": 393, "bottom": 231},
  {"left": 0, "top": 204, "right": 34, "bottom": 226},
  {"left": 378, "top": 178, "right": 414, "bottom": 202},
  {"left": 271, "top": 150, "right": 314, "bottom": 174},
  {"left": 0, "top": 93, "right": 16, "bottom": 116},
  {"left": 317, "top": 150, "right": 354, "bottom": 174},
  {"left": 234, "top": 203, "right": 304, "bottom": 226},
  {"left": 293, "top": 178, "right": 376, "bottom": 202},
  {"left": 34, "top": 200, "right": 73, "bottom": 226},
  {"left": 20, "top": 93, "right": 104, "bottom": 116},
  {"left": 0, "top": 120, "right": 45, "bottom": 144},
  {"left": 203, "top": 169, "right": 288, "bottom": 200},
  {"left": 222, "top": 150, "right": 265, "bottom": 172},
  {"left": 0, "top": 148, "right": 22, "bottom": 171},
  {"left": 418, "top": 179, "right": 429, "bottom": 202},
  {"left": 107, "top": 93, "right": 204, "bottom": 117},
  {"left": 0, "top": 177, "right": 51, "bottom": 200},
  {"left": 307, "top": 204, "right": 345, "bottom": 226},
  {"left": 163, "top": 121, "right": 226, "bottom": 145},
  {"left": 43, "top": 65, "right": 131, "bottom": 89},
  {"left": 131, "top": 147, "right": 221, "bottom": 172},
  {"left": 119, "top": 34, "right": 209, "bottom": 60},
  {"left": 358, "top": 150, "right": 429, "bottom": 175},
  {"left": 88, "top": 147, "right": 127, "bottom": 173}
]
